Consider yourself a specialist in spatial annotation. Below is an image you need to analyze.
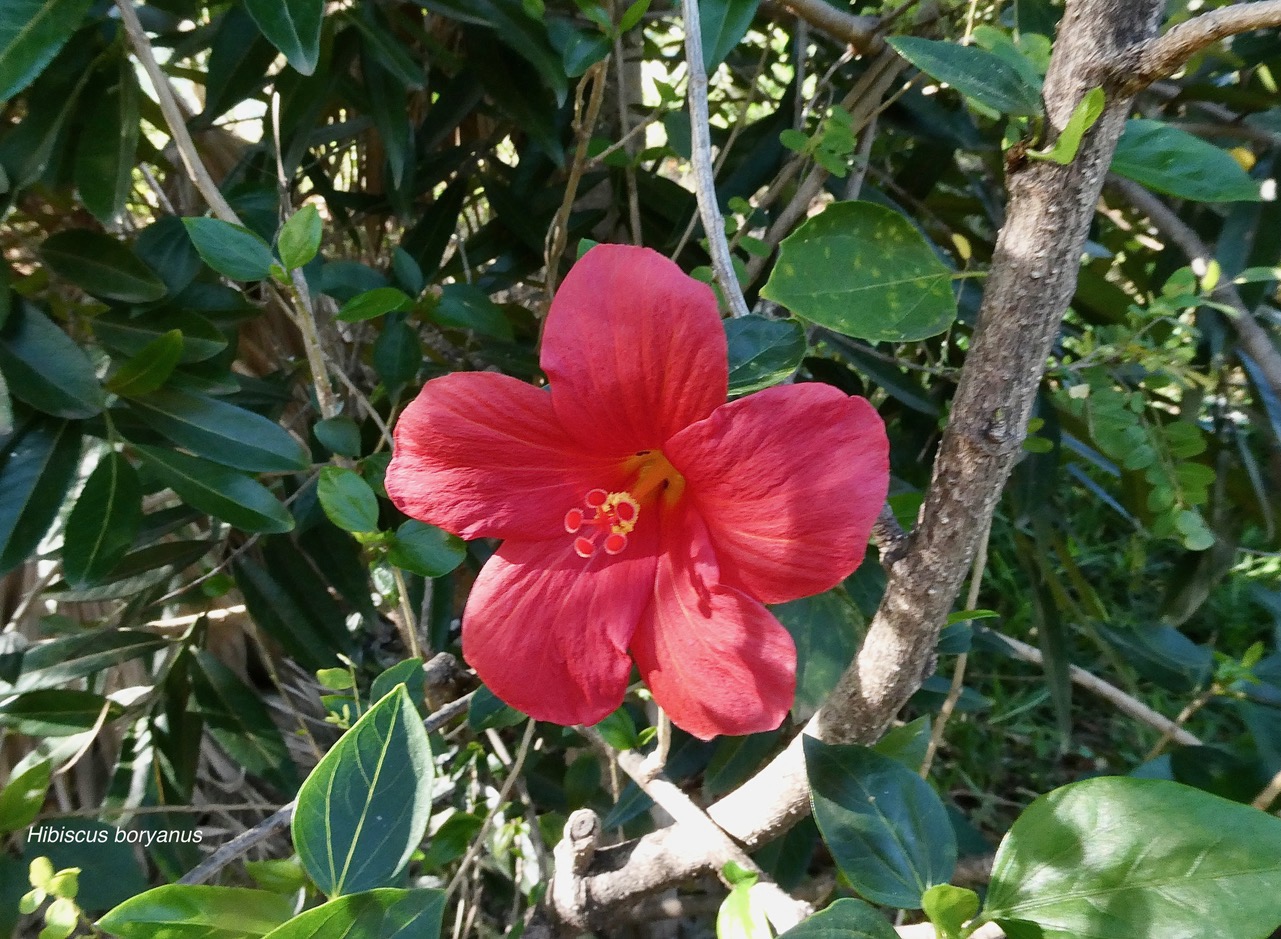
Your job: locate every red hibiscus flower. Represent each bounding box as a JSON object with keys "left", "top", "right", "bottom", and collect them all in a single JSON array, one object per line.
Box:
[{"left": 385, "top": 245, "right": 889, "bottom": 740}]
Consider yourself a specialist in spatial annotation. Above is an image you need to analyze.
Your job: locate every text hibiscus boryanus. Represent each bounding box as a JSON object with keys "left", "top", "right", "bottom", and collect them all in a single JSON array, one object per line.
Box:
[{"left": 385, "top": 244, "right": 889, "bottom": 739}]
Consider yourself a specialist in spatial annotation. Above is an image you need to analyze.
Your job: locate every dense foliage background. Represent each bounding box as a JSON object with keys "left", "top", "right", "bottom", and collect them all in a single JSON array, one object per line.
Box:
[{"left": 3, "top": 0, "right": 1281, "bottom": 937}]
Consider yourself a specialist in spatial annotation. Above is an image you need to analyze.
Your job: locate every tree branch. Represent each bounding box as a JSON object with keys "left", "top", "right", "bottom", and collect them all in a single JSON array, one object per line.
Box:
[
  {"left": 1112, "top": 0, "right": 1281, "bottom": 93},
  {"left": 765, "top": 0, "right": 880, "bottom": 52}
]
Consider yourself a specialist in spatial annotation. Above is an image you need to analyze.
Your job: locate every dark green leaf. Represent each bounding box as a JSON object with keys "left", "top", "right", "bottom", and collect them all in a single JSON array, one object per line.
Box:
[
  {"left": 258, "top": 888, "right": 445, "bottom": 939},
  {"left": 125, "top": 388, "right": 310, "bottom": 473},
  {"left": 774, "top": 589, "right": 863, "bottom": 720},
  {"left": 386, "top": 520, "right": 465, "bottom": 577},
  {"left": 370, "top": 661, "right": 425, "bottom": 713},
  {"left": 774, "top": 899, "right": 898, "bottom": 939},
  {"left": 872, "top": 715, "right": 932, "bottom": 773},
  {"left": 336, "top": 287, "right": 413, "bottom": 323},
  {"left": 313, "top": 417, "right": 362, "bottom": 458},
  {"left": 887, "top": 37, "right": 1043, "bottom": 116},
  {"left": 0, "top": 689, "right": 120, "bottom": 736},
  {"left": 700, "top": 0, "right": 761, "bottom": 71},
  {"left": 191, "top": 651, "right": 298, "bottom": 791},
  {"left": 278, "top": 204, "right": 322, "bottom": 271},
  {"left": 9, "top": 630, "right": 163, "bottom": 693},
  {"left": 0, "top": 302, "right": 104, "bottom": 418},
  {"left": 183, "top": 218, "right": 275, "bottom": 281},
  {"left": 98, "top": 885, "right": 294, "bottom": 939},
  {"left": 74, "top": 60, "right": 140, "bottom": 224},
  {"left": 726, "top": 315, "right": 806, "bottom": 395},
  {"left": 243, "top": 0, "right": 324, "bottom": 75},
  {"left": 0, "top": 419, "right": 81, "bottom": 576},
  {"left": 0, "top": 0, "right": 94, "bottom": 101},
  {"left": 468, "top": 686, "right": 525, "bottom": 730},
  {"left": 93, "top": 310, "right": 228, "bottom": 364},
  {"left": 762, "top": 202, "right": 957, "bottom": 343},
  {"left": 372, "top": 317, "right": 420, "bottom": 391},
  {"left": 317, "top": 467, "right": 379, "bottom": 533},
  {"left": 293, "top": 687, "right": 434, "bottom": 896},
  {"left": 134, "top": 445, "right": 295, "bottom": 534},
  {"left": 62, "top": 453, "right": 142, "bottom": 586},
  {"left": 982, "top": 778, "right": 1281, "bottom": 939},
  {"left": 106, "top": 330, "right": 185, "bottom": 397},
  {"left": 40, "top": 230, "right": 167, "bottom": 303},
  {"left": 806, "top": 737, "right": 956, "bottom": 909},
  {"left": 431, "top": 284, "right": 512, "bottom": 340},
  {"left": 0, "top": 759, "right": 50, "bottom": 832},
  {"left": 1112, "top": 120, "right": 1262, "bottom": 202},
  {"left": 201, "top": 6, "right": 276, "bottom": 123}
]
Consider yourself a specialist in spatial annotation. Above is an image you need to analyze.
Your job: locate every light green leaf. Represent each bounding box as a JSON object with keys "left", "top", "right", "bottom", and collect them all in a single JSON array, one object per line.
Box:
[
  {"left": 134, "top": 445, "right": 295, "bottom": 534},
  {"left": 921, "top": 884, "right": 979, "bottom": 939},
  {"left": 183, "top": 218, "right": 276, "bottom": 281},
  {"left": 317, "top": 467, "right": 380, "bottom": 534},
  {"left": 39, "top": 230, "right": 167, "bottom": 303},
  {"left": 336, "top": 287, "right": 413, "bottom": 323},
  {"left": 293, "top": 687, "right": 434, "bottom": 897},
  {"left": 1112, "top": 119, "right": 1262, "bottom": 202},
  {"left": 0, "top": 759, "right": 51, "bottom": 832},
  {"left": 717, "top": 881, "right": 771, "bottom": 939},
  {"left": 259, "top": 888, "right": 445, "bottom": 939},
  {"left": 61, "top": 453, "right": 142, "bottom": 586},
  {"left": 243, "top": 0, "right": 325, "bottom": 75},
  {"left": 386, "top": 520, "right": 465, "bottom": 577},
  {"left": 1029, "top": 85, "right": 1105, "bottom": 165},
  {"left": 762, "top": 201, "right": 957, "bottom": 343},
  {"left": 98, "top": 885, "right": 294, "bottom": 939},
  {"left": 887, "top": 36, "right": 1043, "bottom": 116},
  {"left": 106, "top": 330, "right": 185, "bottom": 397},
  {"left": 278, "top": 204, "right": 323, "bottom": 271}
]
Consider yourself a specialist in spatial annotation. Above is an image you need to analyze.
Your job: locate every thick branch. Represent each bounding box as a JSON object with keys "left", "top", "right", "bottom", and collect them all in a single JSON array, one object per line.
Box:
[
  {"left": 1113, "top": 1, "right": 1281, "bottom": 93},
  {"left": 766, "top": 0, "right": 879, "bottom": 52}
]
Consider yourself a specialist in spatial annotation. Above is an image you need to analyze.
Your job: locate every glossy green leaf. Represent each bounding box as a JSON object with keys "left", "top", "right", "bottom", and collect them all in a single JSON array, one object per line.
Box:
[
  {"left": 98, "top": 885, "right": 294, "bottom": 939},
  {"left": 806, "top": 737, "right": 956, "bottom": 908},
  {"left": 125, "top": 388, "right": 310, "bottom": 473},
  {"left": 0, "top": 419, "right": 81, "bottom": 576},
  {"left": 386, "top": 520, "right": 465, "bottom": 577},
  {"left": 0, "top": 759, "right": 50, "bottom": 832},
  {"left": 982, "top": 778, "right": 1281, "bottom": 939},
  {"left": 243, "top": 0, "right": 324, "bottom": 75},
  {"left": 39, "top": 230, "right": 167, "bottom": 303},
  {"left": 0, "top": 302, "right": 104, "bottom": 418},
  {"left": 774, "top": 899, "right": 898, "bottom": 939},
  {"left": 336, "top": 287, "right": 413, "bottom": 323},
  {"left": 293, "top": 686, "right": 434, "bottom": 897},
  {"left": 183, "top": 218, "right": 275, "bottom": 281},
  {"left": 9, "top": 630, "right": 163, "bottom": 693},
  {"left": 1112, "top": 119, "right": 1262, "bottom": 202},
  {"left": 726, "top": 315, "right": 806, "bottom": 395},
  {"left": 762, "top": 201, "right": 957, "bottom": 343},
  {"left": 93, "top": 310, "right": 228, "bottom": 364},
  {"left": 259, "top": 888, "right": 446, "bottom": 939},
  {"left": 774, "top": 589, "right": 862, "bottom": 721},
  {"left": 370, "top": 660, "right": 425, "bottom": 712},
  {"left": 700, "top": 0, "right": 761, "bottom": 71},
  {"left": 887, "top": 36, "right": 1043, "bottom": 116},
  {"left": 0, "top": 689, "right": 120, "bottom": 736},
  {"left": 191, "top": 651, "right": 298, "bottom": 791},
  {"left": 74, "top": 59, "right": 140, "bottom": 223},
  {"left": 134, "top": 445, "right": 295, "bottom": 534},
  {"left": 0, "top": 0, "right": 94, "bottom": 101},
  {"left": 278, "top": 204, "right": 322, "bottom": 271},
  {"left": 106, "top": 330, "right": 185, "bottom": 397},
  {"left": 313, "top": 416, "right": 362, "bottom": 458},
  {"left": 62, "top": 453, "right": 142, "bottom": 586},
  {"left": 1028, "top": 86, "right": 1104, "bottom": 165},
  {"left": 317, "top": 467, "right": 379, "bottom": 533},
  {"left": 431, "top": 284, "right": 512, "bottom": 340}
]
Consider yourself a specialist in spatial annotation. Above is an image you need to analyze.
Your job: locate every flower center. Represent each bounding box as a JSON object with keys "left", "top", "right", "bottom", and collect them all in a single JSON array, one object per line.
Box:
[{"left": 563, "top": 450, "right": 684, "bottom": 559}]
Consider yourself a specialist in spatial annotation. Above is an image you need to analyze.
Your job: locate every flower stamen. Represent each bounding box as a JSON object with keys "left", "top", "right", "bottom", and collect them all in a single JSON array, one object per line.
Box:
[{"left": 566, "top": 489, "right": 641, "bottom": 558}]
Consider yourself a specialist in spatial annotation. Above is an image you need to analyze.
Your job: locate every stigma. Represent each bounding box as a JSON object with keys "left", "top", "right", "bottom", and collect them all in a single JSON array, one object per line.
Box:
[{"left": 564, "top": 489, "right": 640, "bottom": 558}]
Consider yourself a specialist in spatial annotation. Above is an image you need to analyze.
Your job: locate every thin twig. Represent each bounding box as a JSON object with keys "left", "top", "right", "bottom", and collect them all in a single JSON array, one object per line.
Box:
[{"left": 681, "top": 0, "right": 751, "bottom": 318}]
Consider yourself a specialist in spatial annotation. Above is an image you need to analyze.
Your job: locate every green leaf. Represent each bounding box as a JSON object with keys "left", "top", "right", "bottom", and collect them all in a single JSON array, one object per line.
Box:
[
  {"left": 774, "top": 899, "right": 899, "bottom": 939},
  {"left": 93, "top": 310, "right": 228, "bottom": 365},
  {"left": 774, "top": 589, "right": 862, "bottom": 721},
  {"left": 9, "top": 630, "right": 164, "bottom": 693},
  {"left": 0, "top": 759, "right": 50, "bottom": 832},
  {"left": 293, "top": 687, "right": 434, "bottom": 897},
  {"left": 200, "top": 6, "right": 277, "bottom": 123},
  {"left": 0, "top": 0, "right": 94, "bottom": 101},
  {"left": 183, "top": 218, "right": 276, "bottom": 281},
  {"left": 1028, "top": 86, "right": 1105, "bottom": 165},
  {"left": 278, "top": 204, "right": 322, "bottom": 271},
  {"left": 0, "top": 689, "right": 120, "bottom": 736},
  {"left": 336, "top": 287, "right": 413, "bottom": 323},
  {"left": 887, "top": 36, "right": 1043, "bottom": 116},
  {"left": 921, "top": 885, "right": 979, "bottom": 939},
  {"left": 124, "top": 388, "right": 310, "bottom": 473},
  {"left": 726, "top": 315, "right": 806, "bottom": 396},
  {"left": 74, "top": 59, "right": 140, "bottom": 223},
  {"left": 981, "top": 777, "right": 1281, "bottom": 939},
  {"left": 313, "top": 417, "right": 362, "bottom": 458},
  {"left": 0, "top": 302, "right": 104, "bottom": 418},
  {"left": 259, "top": 888, "right": 445, "bottom": 939},
  {"left": 386, "top": 520, "right": 465, "bottom": 577},
  {"left": 372, "top": 317, "right": 420, "bottom": 391},
  {"left": 106, "top": 330, "right": 185, "bottom": 397},
  {"left": 370, "top": 662, "right": 425, "bottom": 712},
  {"left": 134, "top": 445, "right": 295, "bottom": 534},
  {"left": 243, "top": 0, "right": 325, "bottom": 75},
  {"left": 244, "top": 859, "right": 307, "bottom": 896},
  {"left": 61, "top": 453, "right": 142, "bottom": 586},
  {"left": 1112, "top": 119, "right": 1263, "bottom": 202},
  {"left": 431, "top": 284, "right": 513, "bottom": 340},
  {"left": 39, "top": 230, "right": 167, "bottom": 303},
  {"left": 191, "top": 651, "right": 298, "bottom": 791},
  {"left": 0, "top": 419, "right": 81, "bottom": 576},
  {"left": 717, "top": 880, "right": 771, "bottom": 939},
  {"left": 317, "top": 467, "right": 380, "bottom": 534},
  {"left": 98, "top": 885, "right": 294, "bottom": 939},
  {"left": 700, "top": 0, "right": 761, "bottom": 71},
  {"left": 762, "top": 201, "right": 957, "bottom": 343},
  {"left": 805, "top": 737, "right": 956, "bottom": 909},
  {"left": 468, "top": 686, "right": 525, "bottom": 730},
  {"left": 43, "top": 897, "right": 77, "bottom": 939}
]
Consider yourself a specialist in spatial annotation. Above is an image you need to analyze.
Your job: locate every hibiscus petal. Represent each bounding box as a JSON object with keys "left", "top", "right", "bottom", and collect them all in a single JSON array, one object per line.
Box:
[
  {"left": 386, "top": 371, "right": 623, "bottom": 541},
  {"left": 632, "top": 507, "right": 796, "bottom": 740},
  {"left": 542, "top": 244, "right": 728, "bottom": 453},
  {"left": 666, "top": 383, "right": 889, "bottom": 605},
  {"left": 462, "top": 527, "right": 659, "bottom": 727}
]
